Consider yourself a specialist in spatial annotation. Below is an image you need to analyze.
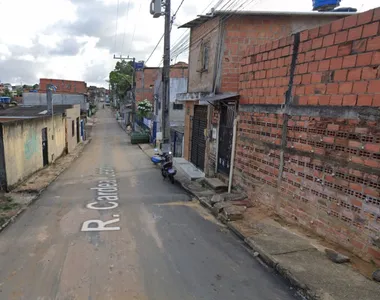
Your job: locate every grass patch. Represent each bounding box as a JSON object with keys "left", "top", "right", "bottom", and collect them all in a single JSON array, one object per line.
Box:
[{"left": 0, "top": 195, "right": 21, "bottom": 227}]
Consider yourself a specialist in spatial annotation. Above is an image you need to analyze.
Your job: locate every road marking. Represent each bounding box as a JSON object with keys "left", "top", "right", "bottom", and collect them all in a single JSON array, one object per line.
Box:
[{"left": 81, "top": 167, "right": 121, "bottom": 232}]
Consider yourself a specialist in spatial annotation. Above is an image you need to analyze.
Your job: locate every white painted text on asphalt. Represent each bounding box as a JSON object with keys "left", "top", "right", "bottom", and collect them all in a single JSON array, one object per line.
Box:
[{"left": 81, "top": 167, "right": 120, "bottom": 232}]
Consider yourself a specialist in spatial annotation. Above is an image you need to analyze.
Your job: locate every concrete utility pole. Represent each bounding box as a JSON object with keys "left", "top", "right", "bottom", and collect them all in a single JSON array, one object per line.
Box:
[
  {"left": 113, "top": 55, "right": 136, "bottom": 132},
  {"left": 162, "top": 0, "right": 171, "bottom": 151}
]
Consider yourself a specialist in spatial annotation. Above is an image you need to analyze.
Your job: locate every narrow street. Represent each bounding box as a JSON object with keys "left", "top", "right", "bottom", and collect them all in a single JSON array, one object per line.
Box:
[{"left": 0, "top": 108, "right": 299, "bottom": 300}]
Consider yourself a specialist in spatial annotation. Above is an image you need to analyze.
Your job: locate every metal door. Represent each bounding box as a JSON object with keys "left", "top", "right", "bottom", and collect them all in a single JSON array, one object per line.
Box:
[
  {"left": 76, "top": 117, "right": 80, "bottom": 143},
  {"left": 191, "top": 105, "right": 207, "bottom": 170},
  {"left": 41, "top": 128, "right": 48, "bottom": 166},
  {"left": 217, "top": 104, "right": 235, "bottom": 175}
]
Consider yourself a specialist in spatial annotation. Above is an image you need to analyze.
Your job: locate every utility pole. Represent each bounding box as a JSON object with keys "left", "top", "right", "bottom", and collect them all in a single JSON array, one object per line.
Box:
[
  {"left": 113, "top": 55, "right": 136, "bottom": 131},
  {"left": 162, "top": 0, "right": 171, "bottom": 151},
  {"left": 150, "top": 0, "right": 171, "bottom": 151}
]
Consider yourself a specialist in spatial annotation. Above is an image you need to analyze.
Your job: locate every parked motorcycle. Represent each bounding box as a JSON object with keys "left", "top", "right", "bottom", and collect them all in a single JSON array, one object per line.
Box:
[
  {"left": 151, "top": 149, "right": 177, "bottom": 184},
  {"left": 151, "top": 148, "right": 166, "bottom": 164}
]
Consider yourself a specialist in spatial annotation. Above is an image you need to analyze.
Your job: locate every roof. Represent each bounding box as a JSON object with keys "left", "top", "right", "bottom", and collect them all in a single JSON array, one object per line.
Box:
[
  {"left": 179, "top": 10, "right": 355, "bottom": 28},
  {"left": 0, "top": 105, "right": 74, "bottom": 119},
  {"left": 199, "top": 92, "right": 239, "bottom": 104}
]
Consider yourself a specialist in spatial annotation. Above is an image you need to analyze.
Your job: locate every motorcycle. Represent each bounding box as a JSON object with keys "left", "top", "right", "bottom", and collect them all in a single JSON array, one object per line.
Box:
[
  {"left": 151, "top": 148, "right": 166, "bottom": 164},
  {"left": 151, "top": 149, "right": 177, "bottom": 184}
]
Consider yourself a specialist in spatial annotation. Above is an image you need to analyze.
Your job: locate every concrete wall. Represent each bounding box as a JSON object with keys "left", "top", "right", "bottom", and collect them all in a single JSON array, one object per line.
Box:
[
  {"left": 188, "top": 17, "right": 221, "bottom": 93},
  {"left": 2, "top": 115, "right": 66, "bottom": 188},
  {"left": 237, "top": 8, "right": 380, "bottom": 265},
  {"left": 23, "top": 92, "right": 88, "bottom": 111},
  {"left": 156, "top": 78, "right": 188, "bottom": 128},
  {"left": 65, "top": 104, "right": 81, "bottom": 153}
]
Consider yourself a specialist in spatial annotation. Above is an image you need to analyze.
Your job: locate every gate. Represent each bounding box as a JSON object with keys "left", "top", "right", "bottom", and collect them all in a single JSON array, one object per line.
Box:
[
  {"left": 171, "top": 128, "right": 184, "bottom": 157},
  {"left": 41, "top": 127, "right": 48, "bottom": 166},
  {"left": 191, "top": 105, "right": 207, "bottom": 171},
  {"left": 217, "top": 103, "right": 235, "bottom": 175}
]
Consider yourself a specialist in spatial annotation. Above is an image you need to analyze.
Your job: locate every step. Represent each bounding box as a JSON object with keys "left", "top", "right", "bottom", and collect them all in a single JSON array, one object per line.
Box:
[
  {"left": 203, "top": 177, "right": 228, "bottom": 193},
  {"left": 173, "top": 158, "right": 205, "bottom": 181}
]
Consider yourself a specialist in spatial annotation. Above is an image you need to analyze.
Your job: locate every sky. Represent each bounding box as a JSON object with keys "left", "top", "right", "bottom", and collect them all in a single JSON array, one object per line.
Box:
[{"left": 0, "top": 0, "right": 378, "bottom": 88}]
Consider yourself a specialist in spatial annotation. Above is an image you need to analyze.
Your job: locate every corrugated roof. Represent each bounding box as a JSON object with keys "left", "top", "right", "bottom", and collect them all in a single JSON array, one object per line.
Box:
[{"left": 179, "top": 10, "right": 355, "bottom": 28}]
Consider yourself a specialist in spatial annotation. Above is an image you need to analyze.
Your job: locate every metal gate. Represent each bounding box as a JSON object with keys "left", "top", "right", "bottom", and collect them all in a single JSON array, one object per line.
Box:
[
  {"left": 171, "top": 128, "right": 184, "bottom": 157},
  {"left": 217, "top": 103, "right": 235, "bottom": 175},
  {"left": 191, "top": 105, "right": 207, "bottom": 171}
]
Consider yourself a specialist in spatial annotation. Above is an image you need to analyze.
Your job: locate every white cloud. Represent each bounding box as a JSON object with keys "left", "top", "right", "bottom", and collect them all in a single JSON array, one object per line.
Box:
[{"left": 0, "top": 0, "right": 378, "bottom": 87}]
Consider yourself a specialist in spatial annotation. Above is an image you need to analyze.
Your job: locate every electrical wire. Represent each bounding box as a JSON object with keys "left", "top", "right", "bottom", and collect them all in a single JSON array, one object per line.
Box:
[
  {"left": 113, "top": 0, "right": 120, "bottom": 53},
  {"left": 145, "top": 0, "right": 187, "bottom": 65},
  {"left": 170, "top": 0, "right": 239, "bottom": 57},
  {"left": 121, "top": 0, "right": 132, "bottom": 54},
  {"left": 171, "top": 0, "right": 258, "bottom": 58},
  {"left": 169, "top": 0, "right": 226, "bottom": 58},
  {"left": 128, "top": 1, "right": 142, "bottom": 56}
]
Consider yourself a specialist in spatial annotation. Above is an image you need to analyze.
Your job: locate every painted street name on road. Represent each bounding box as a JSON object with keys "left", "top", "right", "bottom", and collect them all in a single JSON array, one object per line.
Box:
[{"left": 81, "top": 167, "right": 121, "bottom": 232}]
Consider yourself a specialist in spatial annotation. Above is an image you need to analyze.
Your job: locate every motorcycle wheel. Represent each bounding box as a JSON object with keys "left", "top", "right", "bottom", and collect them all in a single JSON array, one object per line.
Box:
[
  {"left": 169, "top": 174, "right": 175, "bottom": 184},
  {"left": 161, "top": 169, "right": 166, "bottom": 178}
]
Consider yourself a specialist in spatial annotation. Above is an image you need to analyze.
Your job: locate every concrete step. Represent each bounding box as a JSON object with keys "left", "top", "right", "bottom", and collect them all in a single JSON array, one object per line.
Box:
[
  {"left": 173, "top": 158, "right": 205, "bottom": 181},
  {"left": 203, "top": 177, "right": 228, "bottom": 193}
]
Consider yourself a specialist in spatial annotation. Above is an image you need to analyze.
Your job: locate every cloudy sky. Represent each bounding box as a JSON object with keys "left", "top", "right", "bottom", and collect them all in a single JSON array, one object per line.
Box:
[{"left": 0, "top": 0, "right": 377, "bottom": 87}]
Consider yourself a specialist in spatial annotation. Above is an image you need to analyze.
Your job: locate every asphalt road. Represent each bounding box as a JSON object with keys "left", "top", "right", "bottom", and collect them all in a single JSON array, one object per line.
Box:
[{"left": 0, "top": 108, "right": 300, "bottom": 300}]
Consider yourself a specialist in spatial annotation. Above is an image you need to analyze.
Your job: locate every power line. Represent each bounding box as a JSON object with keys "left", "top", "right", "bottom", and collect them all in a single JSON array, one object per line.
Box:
[
  {"left": 145, "top": 0, "right": 187, "bottom": 65},
  {"left": 121, "top": 0, "right": 132, "bottom": 54},
  {"left": 128, "top": 1, "right": 142, "bottom": 56},
  {"left": 171, "top": 0, "right": 258, "bottom": 58},
  {"left": 170, "top": 0, "right": 225, "bottom": 57},
  {"left": 145, "top": 34, "right": 164, "bottom": 64},
  {"left": 170, "top": 0, "right": 238, "bottom": 57},
  {"left": 113, "top": 0, "right": 120, "bottom": 53}
]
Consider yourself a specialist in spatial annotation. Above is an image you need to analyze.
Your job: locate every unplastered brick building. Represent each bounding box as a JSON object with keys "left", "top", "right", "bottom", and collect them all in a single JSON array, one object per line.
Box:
[
  {"left": 237, "top": 8, "right": 380, "bottom": 264},
  {"left": 135, "top": 62, "right": 188, "bottom": 104},
  {"left": 176, "top": 10, "right": 351, "bottom": 185}
]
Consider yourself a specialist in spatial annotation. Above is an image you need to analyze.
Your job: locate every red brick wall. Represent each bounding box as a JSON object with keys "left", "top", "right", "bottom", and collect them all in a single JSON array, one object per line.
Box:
[
  {"left": 237, "top": 8, "right": 380, "bottom": 265},
  {"left": 39, "top": 78, "right": 87, "bottom": 94},
  {"left": 135, "top": 64, "right": 188, "bottom": 103},
  {"left": 220, "top": 15, "right": 344, "bottom": 93}
]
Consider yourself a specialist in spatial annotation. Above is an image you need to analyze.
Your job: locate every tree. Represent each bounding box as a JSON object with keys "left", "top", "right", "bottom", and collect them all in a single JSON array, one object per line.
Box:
[
  {"left": 2, "top": 88, "right": 12, "bottom": 97},
  {"left": 33, "top": 84, "right": 39, "bottom": 90},
  {"left": 109, "top": 60, "right": 134, "bottom": 102}
]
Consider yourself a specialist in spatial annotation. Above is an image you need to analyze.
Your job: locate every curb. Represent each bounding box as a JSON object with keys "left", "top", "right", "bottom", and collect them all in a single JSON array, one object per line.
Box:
[
  {"left": 179, "top": 183, "right": 318, "bottom": 300},
  {"left": 0, "top": 139, "right": 91, "bottom": 234},
  {"left": 135, "top": 144, "right": 322, "bottom": 299}
]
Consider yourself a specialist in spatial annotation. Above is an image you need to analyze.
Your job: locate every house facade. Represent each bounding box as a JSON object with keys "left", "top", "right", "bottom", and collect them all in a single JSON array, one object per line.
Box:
[
  {"left": 135, "top": 62, "right": 189, "bottom": 104},
  {"left": 177, "top": 10, "right": 353, "bottom": 183},
  {"left": 0, "top": 104, "right": 81, "bottom": 190}
]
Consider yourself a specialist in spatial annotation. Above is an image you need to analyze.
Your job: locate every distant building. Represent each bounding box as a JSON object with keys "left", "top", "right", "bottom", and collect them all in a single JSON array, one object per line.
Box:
[
  {"left": 23, "top": 92, "right": 89, "bottom": 112},
  {"left": 135, "top": 62, "right": 188, "bottom": 104},
  {"left": 39, "top": 78, "right": 87, "bottom": 94}
]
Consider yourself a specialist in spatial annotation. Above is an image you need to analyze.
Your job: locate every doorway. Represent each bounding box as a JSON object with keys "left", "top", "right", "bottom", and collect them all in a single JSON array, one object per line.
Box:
[
  {"left": 190, "top": 105, "right": 207, "bottom": 171},
  {"left": 41, "top": 127, "right": 48, "bottom": 166},
  {"left": 76, "top": 117, "right": 80, "bottom": 143},
  {"left": 217, "top": 103, "right": 235, "bottom": 175}
]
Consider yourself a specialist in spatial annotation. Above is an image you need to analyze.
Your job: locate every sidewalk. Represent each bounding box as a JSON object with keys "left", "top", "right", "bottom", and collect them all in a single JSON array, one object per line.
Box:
[{"left": 138, "top": 143, "right": 380, "bottom": 300}]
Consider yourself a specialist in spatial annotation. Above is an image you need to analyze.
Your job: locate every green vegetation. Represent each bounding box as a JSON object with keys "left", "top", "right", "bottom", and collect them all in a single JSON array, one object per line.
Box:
[
  {"left": 108, "top": 60, "right": 133, "bottom": 101},
  {"left": 137, "top": 99, "right": 152, "bottom": 119},
  {"left": 0, "top": 195, "right": 21, "bottom": 227}
]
